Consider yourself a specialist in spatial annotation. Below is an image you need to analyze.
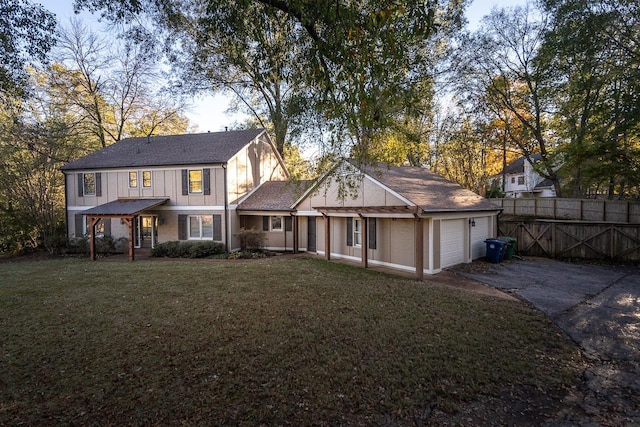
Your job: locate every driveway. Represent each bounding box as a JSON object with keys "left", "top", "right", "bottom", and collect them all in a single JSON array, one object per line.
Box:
[{"left": 453, "top": 258, "right": 640, "bottom": 425}]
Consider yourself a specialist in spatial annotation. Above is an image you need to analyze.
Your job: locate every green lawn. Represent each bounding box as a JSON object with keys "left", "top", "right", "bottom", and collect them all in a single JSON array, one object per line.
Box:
[{"left": 0, "top": 256, "right": 581, "bottom": 424}]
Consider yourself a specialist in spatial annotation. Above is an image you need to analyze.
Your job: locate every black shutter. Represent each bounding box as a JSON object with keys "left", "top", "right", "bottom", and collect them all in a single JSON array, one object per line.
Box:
[
  {"left": 346, "top": 217, "right": 353, "bottom": 246},
  {"left": 95, "top": 173, "right": 102, "bottom": 197},
  {"left": 368, "top": 218, "right": 376, "bottom": 250},
  {"left": 285, "top": 216, "right": 292, "bottom": 231},
  {"left": 213, "top": 214, "right": 222, "bottom": 241},
  {"left": 263, "top": 216, "right": 269, "bottom": 231},
  {"left": 203, "top": 168, "right": 211, "bottom": 195},
  {"left": 181, "top": 169, "right": 188, "bottom": 195},
  {"left": 104, "top": 218, "right": 111, "bottom": 236},
  {"left": 78, "top": 174, "right": 84, "bottom": 197},
  {"left": 75, "top": 213, "right": 84, "bottom": 236},
  {"left": 178, "top": 214, "right": 187, "bottom": 240}
]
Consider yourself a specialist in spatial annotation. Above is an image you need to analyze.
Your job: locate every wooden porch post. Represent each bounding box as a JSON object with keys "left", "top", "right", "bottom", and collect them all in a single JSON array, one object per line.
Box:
[
  {"left": 323, "top": 214, "right": 331, "bottom": 260},
  {"left": 360, "top": 214, "right": 368, "bottom": 268},
  {"left": 89, "top": 216, "right": 100, "bottom": 261},
  {"left": 293, "top": 215, "right": 299, "bottom": 254},
  {"left": 122, "top": 216, "right": 135, "bottom": 261},
  {"left": 415, "top": 216, "right": 424, "bottom": 280}
]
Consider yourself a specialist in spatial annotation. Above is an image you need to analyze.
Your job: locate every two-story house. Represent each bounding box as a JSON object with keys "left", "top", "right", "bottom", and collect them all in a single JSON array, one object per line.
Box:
[
  {"left": 491, "top": 154, "right": 556, "bottom": 198},
  {"left": 62, "top": 129, "right": 502, "bottom": 278},
  {"left": 61, "top": 129, "right": 287, "bottom": 259}
]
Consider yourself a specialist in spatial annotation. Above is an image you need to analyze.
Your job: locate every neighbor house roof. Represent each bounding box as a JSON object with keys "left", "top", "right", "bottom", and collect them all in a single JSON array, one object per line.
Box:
[
  {"left": 82, "top": 198, "right": 169, "bottom": 216},
  {"left": 362, "top": 164, "right": 500, "bottom": 213},
  {"left": 237, "top": 180, "right": 312, "bottom": 211},
  {"left": 61, "top": 129, "right": 266, "bottom": 171},
  {"left": 500, "top": 154, "right": 542, "bottom": 175}
]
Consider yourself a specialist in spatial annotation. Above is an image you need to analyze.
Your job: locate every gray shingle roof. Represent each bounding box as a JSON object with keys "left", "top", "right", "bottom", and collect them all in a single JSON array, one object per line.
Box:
[
  {"left": 362, "top": 164, "right": 500, "bottom": 213},
  {"left": 82, "top": 198, "right": 169, "bottom": 215},
  {"left": 61, "top": 129, "right": 266, "bottom": 171},
  {"left": 500, "top": 154, "right": 542, "bottom": 175},
  {"left": 238, "top": 180, "right": 313, "bottom": 211}
]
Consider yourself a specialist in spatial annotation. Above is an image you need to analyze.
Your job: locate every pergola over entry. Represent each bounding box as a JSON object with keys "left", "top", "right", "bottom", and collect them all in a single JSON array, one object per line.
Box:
[{"left": 82, "top": 198, "right": 169, "bottom": 261}]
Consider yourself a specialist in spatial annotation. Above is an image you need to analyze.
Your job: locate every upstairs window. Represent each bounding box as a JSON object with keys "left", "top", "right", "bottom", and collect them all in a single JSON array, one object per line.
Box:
[
  {"left": 83, "top": 173, "right": 96, "bottom": 195},
  {"left": 129, "top": 171, "right": 138, "bottom": 188},
  {"left": 142, "top": 171, "right": 152, "bottom": 188},
  {"left": 517, "top": 176, "right": 525, "bottom": 185},
  {"left": 189, "top": 169, "right": 203, "bottom": 193}
]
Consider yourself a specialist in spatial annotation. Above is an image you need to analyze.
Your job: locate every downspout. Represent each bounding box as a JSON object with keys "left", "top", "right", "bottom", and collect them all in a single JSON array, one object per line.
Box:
[
  {"left": 223, "top": 163, "right": 230, "bottom": 252},
  {"left": 63, "top": 171, "right": 69, "bottom": 238}
]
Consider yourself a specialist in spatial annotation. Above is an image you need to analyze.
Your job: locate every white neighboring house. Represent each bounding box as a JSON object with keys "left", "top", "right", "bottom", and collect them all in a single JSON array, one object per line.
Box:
[{"left": 492, "top": 154, "right": 556, "bottom": 198}]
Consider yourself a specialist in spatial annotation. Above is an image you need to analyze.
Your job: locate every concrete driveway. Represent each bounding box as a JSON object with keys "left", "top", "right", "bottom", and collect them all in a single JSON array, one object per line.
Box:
[{"left": 453, "top": 258, "right": 640, "bottom": 424}]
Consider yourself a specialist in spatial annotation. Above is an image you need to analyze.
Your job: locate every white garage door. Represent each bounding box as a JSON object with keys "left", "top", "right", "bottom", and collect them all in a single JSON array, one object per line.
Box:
[
  {"left": 470, "top": 217, "right": 490, "bottom": 260},
  {"left": 440, "top": 219, "right": 465, "bottom": 268}
]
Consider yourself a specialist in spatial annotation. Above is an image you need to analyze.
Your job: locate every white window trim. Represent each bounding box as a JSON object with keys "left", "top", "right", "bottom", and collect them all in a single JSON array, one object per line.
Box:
[
  {"left": 188, "top": 215, "right": 213, "bottom": 240},
  {"left": 142, "top": 170, "right": 152, "bottom": 188},
  {"left": 128, "top": 171, "right": 138, "bottom": 189},
  {"left": 83, "top": 173, "right": 96, "bottom": 196},
  {"left": 270, "top": 215, "right": 283, "bottom": 232},
  {"left": 189, "top": 169, "right": 203, "bottom": 194},
  {"left": 84, "top": 217, "right": 104, "bottom": 237},
  {"left": 353, "top": 217, "right": 362, "bottom": 247}
]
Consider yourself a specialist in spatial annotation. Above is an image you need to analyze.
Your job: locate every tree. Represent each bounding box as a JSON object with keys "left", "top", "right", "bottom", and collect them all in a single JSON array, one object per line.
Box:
[
  {"left": 454, "top": 4, "right": 563, "bottom": 196},
  {"left": 52, "top": 19, "right": 190, "bottom": 148},
  {"left": 74, "top": 0, "right": 465, "bottom": 161},
  {"left": 540, "top": 0, "right": 640, "bottom": 198},
  {"left": 0, "top": 0, "right": 56, "bottom": 98}
]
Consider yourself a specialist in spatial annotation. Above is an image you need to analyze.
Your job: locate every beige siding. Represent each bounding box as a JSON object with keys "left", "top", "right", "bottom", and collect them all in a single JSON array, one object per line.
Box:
[
  {"left": 227, "top": 137, "right": 287, "bottom": 204},
  {"left": 306, "top": 175, "right": 407, "bottom": 209},
  {"left": 470, "top": 216, "right": 490, "bottom": 259}
]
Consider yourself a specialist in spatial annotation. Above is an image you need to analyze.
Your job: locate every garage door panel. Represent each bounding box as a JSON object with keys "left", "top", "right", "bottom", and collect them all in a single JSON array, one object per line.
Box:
[
  {"left": 470, "top": 217, "right": 490, "bottom": 259},
  {"left": 441, "top": 219, "right": 465, "bottom": 268}
]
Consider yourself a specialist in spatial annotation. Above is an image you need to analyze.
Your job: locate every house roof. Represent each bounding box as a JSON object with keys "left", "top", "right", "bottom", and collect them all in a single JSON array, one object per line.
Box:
[
  {"left": 82, "top": 198, "right": 169, "bottom": 216},
  {"left": 500, "top": 154, "right": 542, "bottom": 175},
  {"left": 237, "top": 180, "right": 313, "bottom": 211},
  {"left": 61, "top": 129, "right": 266, "bottom": 171},
  {"left": 362, "top": 164, "right": 500, "bottom": 213},
  {"left": 535, "top": 178, "right": 554, "bottom": 189}
]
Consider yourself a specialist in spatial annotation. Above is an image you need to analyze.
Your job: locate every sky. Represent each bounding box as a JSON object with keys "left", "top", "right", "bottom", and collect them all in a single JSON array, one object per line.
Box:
[{"left": 36, "top": 0, "right": 526, "bottom": 133}]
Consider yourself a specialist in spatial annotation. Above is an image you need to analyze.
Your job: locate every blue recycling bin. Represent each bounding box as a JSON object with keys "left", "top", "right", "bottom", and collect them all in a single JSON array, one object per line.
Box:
[{"left": 485, "top": 239, "right": 505, "bottom": 263}]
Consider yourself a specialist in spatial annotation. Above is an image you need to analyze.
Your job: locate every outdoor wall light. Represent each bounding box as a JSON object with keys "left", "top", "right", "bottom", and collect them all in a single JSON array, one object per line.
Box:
[{"left": 469, "top": 218, "right": 476, "bottom": 227}]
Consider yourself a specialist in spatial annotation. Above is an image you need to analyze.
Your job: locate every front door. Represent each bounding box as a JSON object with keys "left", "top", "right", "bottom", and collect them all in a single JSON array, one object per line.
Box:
[
  {"left": 135, "top": 215, "right": 157, "bottom": 248},
  {"left": 307, "top": 216, "right": 316, "bottom": 253}
]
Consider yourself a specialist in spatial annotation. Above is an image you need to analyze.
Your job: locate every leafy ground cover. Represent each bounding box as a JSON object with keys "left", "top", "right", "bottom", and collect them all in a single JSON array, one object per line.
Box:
[{"left": 0, "top": 256, "right": 582, "bottom": 424}]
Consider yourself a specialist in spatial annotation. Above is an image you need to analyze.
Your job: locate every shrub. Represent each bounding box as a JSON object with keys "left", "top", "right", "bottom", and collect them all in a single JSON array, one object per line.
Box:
[
  {"left": 151, "top": 241, "right": 224, "bottom": 258},
  {"left": 66, "top": 235, "right": 116, "bottom": 255},
  {"left": 235, "top": 228, "right": 266, "bottom": 251}
]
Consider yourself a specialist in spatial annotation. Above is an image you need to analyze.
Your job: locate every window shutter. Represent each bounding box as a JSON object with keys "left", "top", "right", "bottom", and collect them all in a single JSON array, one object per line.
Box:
[
  {"left": 181, "top": 169, "right": 188, "bottom": 195},
  {"left": 104, "top": 218, "right": 111, "bottom": 236},
  {"left": 285, "top": 216, "right": 292, "bottom": 232},
  {"left": 178, "top": 214, "right": 187, "bottom": 240},
  {"left": 263, "top": 216, "right": 269, "bottom": 231},
  {"left": 75, "top": 213, "right": 84, "bottom": 236},
  {"left": 203, "top": 168, "right": 211, "bottom": 195},
  {"left": 368, "top": 218, "right": 376, "bottom": 250},
  {"left": 78, "top": 174, "right": 84, "bottom": 197},
  {"left": 346, "top": 217, "right": 353, "bottom": 246},
  {"left": 95, "top": 173, "right": 102, "bottom": 197},
  {"left": 213, "top": 214, "right": 222, "bottom": 241}
]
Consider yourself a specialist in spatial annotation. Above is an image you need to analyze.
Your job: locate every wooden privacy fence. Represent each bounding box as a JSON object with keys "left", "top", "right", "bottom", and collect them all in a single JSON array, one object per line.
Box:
[
  {"left": 493, "top": 198, "right": 640, "bottom": 224},
  {"left": 498, "top": 219, "right": 640, "bottom": 262}
]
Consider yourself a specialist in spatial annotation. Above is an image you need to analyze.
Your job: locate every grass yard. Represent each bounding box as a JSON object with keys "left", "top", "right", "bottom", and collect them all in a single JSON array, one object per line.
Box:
[{"left": 0, "top": 256, "right": 582, "bottom": 425}]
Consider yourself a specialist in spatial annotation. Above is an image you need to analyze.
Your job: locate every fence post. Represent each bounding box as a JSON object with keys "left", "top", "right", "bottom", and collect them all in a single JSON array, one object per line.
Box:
[
  {"left": 553, "top": 198, "right": 557, "bottom": 219},
  {"left": 603, "top": 200, "right": 607, "bottom": 222},
  {"left": 551, "top": 222, "right": 556, "bottom": 258},
  {"left": 610, "top": 224, "right": 615, "bottom": 259}
]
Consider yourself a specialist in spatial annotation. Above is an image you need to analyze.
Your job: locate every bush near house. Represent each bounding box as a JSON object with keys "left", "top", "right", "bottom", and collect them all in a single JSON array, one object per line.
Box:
[
  {"left": 151, "top": 240, "right": 224, "bottom": 258},
  {"left": 235, "top": 227, "right": 266, "bottom": 251}
]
